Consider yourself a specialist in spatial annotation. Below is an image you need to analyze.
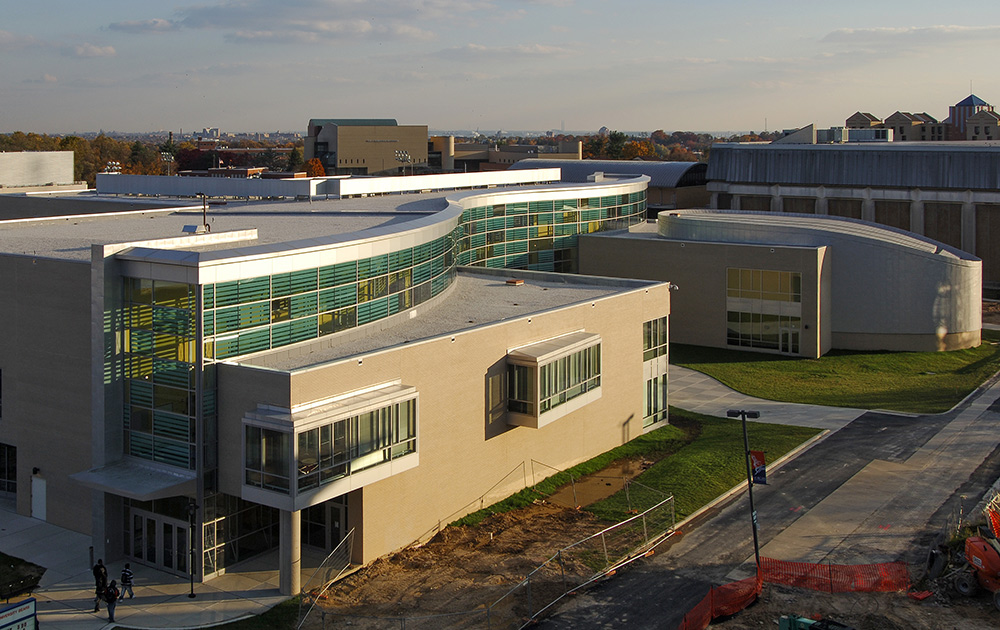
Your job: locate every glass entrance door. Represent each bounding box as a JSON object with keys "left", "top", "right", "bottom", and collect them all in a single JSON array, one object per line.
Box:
[
  {"left": 301, "top": 498, "right": 348, "bottom": 552},
  {"left": 780, "top": 328, "right": 800, "bottom": 355},
  {"left": 128, "top": 509, "right": 189, "bottom": 577}
]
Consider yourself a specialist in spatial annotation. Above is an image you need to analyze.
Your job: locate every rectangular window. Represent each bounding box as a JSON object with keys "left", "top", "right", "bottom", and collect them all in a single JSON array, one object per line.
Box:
[
  {"left": 244, "top": 426, "right": 289, "bottom": 493},
  {"left": 643, "top": 317, "right": 668, "bottom": 361}
]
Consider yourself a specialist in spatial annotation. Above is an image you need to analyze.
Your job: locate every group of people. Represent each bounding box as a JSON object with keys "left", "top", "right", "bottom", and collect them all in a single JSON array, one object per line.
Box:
[{"left": 91, "top": 559, "right": 135, "bottom": 623}]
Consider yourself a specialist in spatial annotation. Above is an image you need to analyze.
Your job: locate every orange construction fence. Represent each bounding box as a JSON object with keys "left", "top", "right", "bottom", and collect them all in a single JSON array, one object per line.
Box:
[
  {"left": 676, "top": 559, "right": 911, "bottom": 630},
  {"left": 676, "top": 570, "right": 762, "bottom": 630},
  {"left": 761, "top": 557, "right": 911, "bottom": 593}
]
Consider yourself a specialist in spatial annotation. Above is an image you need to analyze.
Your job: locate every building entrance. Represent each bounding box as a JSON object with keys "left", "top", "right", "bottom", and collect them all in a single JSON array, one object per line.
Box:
[
  {"left": 301, "top": 498, "right": 348, "bottom": 552},
  {"left": 127, "top": 509, "right": 190, "bottom": 577},
  {"left": 780, "top": 328, "right": 800, "bottom": 355}
]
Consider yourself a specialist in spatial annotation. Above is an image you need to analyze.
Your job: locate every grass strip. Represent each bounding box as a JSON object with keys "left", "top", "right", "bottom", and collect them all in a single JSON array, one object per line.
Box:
[
  {"left": 589, "top": 408, "right": 820, "bottom": 521},
  {"left": 670, "top": 329, "right": 1000, "bottom": 414},
  {"left": 451, "top": 422, "right": 689, "bottom": 527}
]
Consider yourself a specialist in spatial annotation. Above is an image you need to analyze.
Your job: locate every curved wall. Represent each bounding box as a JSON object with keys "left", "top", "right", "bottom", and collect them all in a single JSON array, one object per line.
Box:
[{"left": 658, "top": 210, "right": 981, "bottom": 351}]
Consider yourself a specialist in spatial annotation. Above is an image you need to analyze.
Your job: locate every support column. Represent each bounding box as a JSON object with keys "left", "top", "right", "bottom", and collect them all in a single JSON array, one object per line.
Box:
[
  {"left": 279, "top": 509, "right": 301, "bottom": 595},
  {"left": 962, "top": 194, "right": 976, "bottom": 254}
]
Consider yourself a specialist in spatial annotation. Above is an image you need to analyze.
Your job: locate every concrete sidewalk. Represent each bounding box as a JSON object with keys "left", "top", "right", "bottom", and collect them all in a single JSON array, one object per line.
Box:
[
  {"left": 668, "top": 364, "right": 867, "bottom": 430},
  {"left": 0, "top": 507, "right": 330, "bottom": 630},
  {"left": 725, "top": 368, "right": 1000, "bottom": 579}
]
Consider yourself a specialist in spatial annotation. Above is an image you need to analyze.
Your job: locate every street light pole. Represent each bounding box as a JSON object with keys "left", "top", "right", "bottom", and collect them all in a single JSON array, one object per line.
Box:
[{"left": 727, "top": 409, "right": 761, "bottom": 572}]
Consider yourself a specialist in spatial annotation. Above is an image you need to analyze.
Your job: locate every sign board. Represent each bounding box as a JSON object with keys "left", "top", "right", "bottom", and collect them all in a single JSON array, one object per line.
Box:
[{"left": 0, "top": 598, "right": 36, "bottom": 630}]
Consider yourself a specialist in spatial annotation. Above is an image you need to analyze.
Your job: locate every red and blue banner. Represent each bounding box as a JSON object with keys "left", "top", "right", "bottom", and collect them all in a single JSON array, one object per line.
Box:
[{"left": 750, "top": 450, "right": 767, "bottom": 485}]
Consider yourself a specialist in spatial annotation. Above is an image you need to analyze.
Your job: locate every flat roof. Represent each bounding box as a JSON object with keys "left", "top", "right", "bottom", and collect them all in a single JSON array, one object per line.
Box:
[
  {"left": 0, "top": 193, "right": 182, "bottom": 221},
  {"left": 0, "top": 193, "right": 448, "bottom": 261},
  {"left": 650, "top": 209, "right": 977, "bottom": 260},
  {"left": 241, "top": 269, "right": 654, "bottom": 371}
]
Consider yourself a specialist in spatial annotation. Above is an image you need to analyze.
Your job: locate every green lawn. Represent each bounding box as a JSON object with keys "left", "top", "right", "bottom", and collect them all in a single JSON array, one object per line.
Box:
[
  {"left": 588, "top": 408, "right": 820, "bottom": 521},
  {"left": 670, "top": 329, "right": 1000, "bottom": 414}
]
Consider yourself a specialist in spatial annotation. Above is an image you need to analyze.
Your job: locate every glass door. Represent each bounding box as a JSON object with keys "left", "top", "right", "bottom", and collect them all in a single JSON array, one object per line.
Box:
[{"left": 128, "top": 509, "right": 189, "bottom": 577}]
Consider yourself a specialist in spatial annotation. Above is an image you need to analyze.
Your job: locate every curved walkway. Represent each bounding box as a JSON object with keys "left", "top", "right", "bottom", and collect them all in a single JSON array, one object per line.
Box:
[{"left": 668, "top": 364, "right": 868, "bottom": 430}]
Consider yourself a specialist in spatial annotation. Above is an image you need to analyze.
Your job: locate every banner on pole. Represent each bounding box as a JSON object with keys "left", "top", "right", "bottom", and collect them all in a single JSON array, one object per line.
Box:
[{"left": 750, "top": 450, "right": 767, "bottom": 485}]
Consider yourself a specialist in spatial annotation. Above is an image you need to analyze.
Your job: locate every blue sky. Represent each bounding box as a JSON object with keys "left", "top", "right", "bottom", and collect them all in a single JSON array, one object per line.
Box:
[{"left": 2, "top": 0, "right": 999, "bottom": 134}]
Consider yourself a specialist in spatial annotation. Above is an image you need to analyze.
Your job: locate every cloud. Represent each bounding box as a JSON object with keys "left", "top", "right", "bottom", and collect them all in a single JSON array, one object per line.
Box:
[
  {"left": 108, "top": 18, "right": 178, "bottom": 34},
  {"left": 23, "top": 74, "right": 58, "bottom": 84},
  {"left": 71, "top": 43, "right": 117, "bottom": 58},
  {"left": 822, "top": 25, "right": 1000, "bottom": 44},
  {"left": 0, "top": 30, "right": 40, "bottom": 50},
  {"left": 436, "top": 42, "right": 574, "bottom": 60}
]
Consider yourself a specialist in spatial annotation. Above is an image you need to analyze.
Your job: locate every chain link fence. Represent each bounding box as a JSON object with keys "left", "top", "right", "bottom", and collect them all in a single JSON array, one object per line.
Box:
[{"left": 303, "top": 495, "right": 676, "bottom": 630}]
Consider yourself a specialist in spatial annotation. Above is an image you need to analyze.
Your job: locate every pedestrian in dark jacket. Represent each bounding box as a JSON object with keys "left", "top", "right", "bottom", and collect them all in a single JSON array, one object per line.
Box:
[
  {"left": 119, "top": 563, "right": 135, "bottom": 600},
  {"left": 104, "top": 579, "right": 120, "bottom": 622},
  {"left": 92, "top": 559, "right": 108, "bottom": 612}
]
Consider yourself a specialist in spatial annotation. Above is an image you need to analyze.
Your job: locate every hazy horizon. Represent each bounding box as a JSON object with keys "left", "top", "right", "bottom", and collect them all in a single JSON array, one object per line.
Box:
[{"left": 3, "top": 0, "right": 997, "bottom": 134}]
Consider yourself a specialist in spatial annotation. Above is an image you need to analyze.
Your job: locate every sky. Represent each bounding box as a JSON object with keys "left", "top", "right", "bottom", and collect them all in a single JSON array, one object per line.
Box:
[{"left": 2, "top": 0, "right": 999, "bottom": 135}]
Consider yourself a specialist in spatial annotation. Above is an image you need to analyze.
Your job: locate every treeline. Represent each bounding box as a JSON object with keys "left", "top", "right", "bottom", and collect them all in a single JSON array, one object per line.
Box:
[
  {"left": 0, "top": 132, "right": 304, "bottom": 187},
  {"left": 514, "top": 129, "right": 784, "bottom": 162}
]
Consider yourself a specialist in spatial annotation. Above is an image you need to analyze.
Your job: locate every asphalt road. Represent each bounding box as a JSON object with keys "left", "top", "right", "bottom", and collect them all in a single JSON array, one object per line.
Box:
[{"left": 539, "top": 404, "right": 993, "bottom": 629}]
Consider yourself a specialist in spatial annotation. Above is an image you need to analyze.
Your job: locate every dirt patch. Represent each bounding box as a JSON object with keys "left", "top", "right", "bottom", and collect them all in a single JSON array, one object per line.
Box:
[
  {"left": 984, "top": 300, "right": 1000, "bottom": 325},
  {"left": 314, "top": 503, "right": 601, "bottom": 622}
]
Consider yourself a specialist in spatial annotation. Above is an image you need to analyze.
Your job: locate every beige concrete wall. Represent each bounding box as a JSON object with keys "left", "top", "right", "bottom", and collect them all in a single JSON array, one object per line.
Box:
[
  {"left": 218, "top": 284, "right": 670, "bottom": 564},
  {"left": 578, "top": 235, "right": 827, "bottom": 358},
  {"left": 0, "top": 255, "right": 93, "bottom": 532},
  {"left": 334, "top": 126, "right": 428, "bottom": 175},
  {"left": 216, "top": 367, "right": 293, "bottom": 498}
]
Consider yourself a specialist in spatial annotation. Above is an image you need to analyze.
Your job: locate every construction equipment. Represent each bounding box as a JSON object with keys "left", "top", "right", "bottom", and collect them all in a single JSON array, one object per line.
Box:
[{"left": 953, "top": 498, "right": 1000, "bottom": 611}]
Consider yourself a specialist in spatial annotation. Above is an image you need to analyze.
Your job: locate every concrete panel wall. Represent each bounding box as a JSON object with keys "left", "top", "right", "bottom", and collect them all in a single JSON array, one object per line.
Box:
[
  {"left": 0, "top": 254, "right": 93, "bottom": 532},
  {"left": 0, "top": 152, "right": 75, "bottom": 187},
  {"left": 217, "top": 283, "right": 670, "bottom": 564},
  {"left": 578, "top": 235, "right": 827, "bottom": 358}
]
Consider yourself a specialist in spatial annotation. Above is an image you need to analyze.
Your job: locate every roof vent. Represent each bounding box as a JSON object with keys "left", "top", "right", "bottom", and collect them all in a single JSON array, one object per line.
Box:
[
  {"left": 182, "top": 225, "right": 209, "bottom": 235},
  {"left": 506, "top": 278, "right": 525, "bottom": 286}
]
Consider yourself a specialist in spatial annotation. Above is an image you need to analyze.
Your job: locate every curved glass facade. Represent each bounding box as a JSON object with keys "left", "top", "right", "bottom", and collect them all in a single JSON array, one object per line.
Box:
[{"left": 122, "top": 181, "right": 646, "bottom": 466}]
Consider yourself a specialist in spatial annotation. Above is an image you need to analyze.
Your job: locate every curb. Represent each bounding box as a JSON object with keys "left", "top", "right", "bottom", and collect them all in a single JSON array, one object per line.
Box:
[{"left": 673, "top": 428, "right": 831, "bottom": 533}]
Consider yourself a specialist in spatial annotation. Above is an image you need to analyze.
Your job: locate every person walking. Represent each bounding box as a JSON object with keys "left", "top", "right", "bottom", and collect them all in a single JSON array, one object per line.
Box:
[
  {"left": 92, "top": 559, "right": 108, "bottom": 613},
  {"left": 119, "top": 563, "right": 135, "bottom": 600},
  {"left": 104, "top": 579, "right": 120, "bottom": 622}
]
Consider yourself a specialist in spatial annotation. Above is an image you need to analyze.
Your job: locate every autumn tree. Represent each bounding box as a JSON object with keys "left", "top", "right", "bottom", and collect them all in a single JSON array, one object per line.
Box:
[
  {"left": 305, "top": 158, "right": 326, "bottom": 177},
  {"left": 605, "top": 131, "right": 628, "bottom": 159},
  {"left": 622, "top": 140, "right": 656, "bottom": 160}
]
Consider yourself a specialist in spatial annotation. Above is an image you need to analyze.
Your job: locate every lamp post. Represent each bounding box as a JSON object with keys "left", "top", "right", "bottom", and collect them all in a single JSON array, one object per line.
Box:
[
  {"left": 187, "top": 499, "right": 199, "bottom": 598},
  {"left": 727, "top": 409, "right": 761, "bottom": 571},
  {"left": 394, "top": 149, "right": 413, "bottom": 176}
]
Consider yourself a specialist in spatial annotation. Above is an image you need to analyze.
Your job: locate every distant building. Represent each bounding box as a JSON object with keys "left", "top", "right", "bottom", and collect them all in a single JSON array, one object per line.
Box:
[
  {"left": 964, "top": 109, "right": 1000, "bottom": 141},
  {"left": 845, "top": 95, "right": 996, "bottom": 142},
  {"left": 845, "top": 112, "right": 882, "bottom": 128},
  {"left": 428, "top": 137, "right": 582, "bottom": 172},
  {"left": 949, "top": 94, "right": 994, "bottom": 136},
  {"left": 510, "top": 159, "right": 709, "bottom": 217},
  {"left": 303, "top": 119, "right": 428, "bottom": 176},
  {"left": 705, "top": 141, "right": 1000, "bottom": 289}
]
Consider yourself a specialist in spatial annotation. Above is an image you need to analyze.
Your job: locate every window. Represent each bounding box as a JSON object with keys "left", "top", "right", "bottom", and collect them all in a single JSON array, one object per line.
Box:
[
  {"left": 0, "top": 442, "right": 14, "bottom": 495},
  {"left": 643, "top": 317, "right": 668, "bottom": 361},
  {"left": 507, "top": 332, "right": 602, "bottom": 421},
  {"left": 244, "top": 426, "right": 290, "bottom": 493}
]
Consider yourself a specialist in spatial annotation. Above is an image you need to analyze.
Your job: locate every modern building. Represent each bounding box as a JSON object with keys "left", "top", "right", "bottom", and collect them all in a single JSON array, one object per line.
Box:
[
  {"left": 0, "top": 170, "right": 665, "bottom": 597},
  {"left": 580, "top": 209, "right": 981, "bottom": 358},
  {"left": 303, "top": 119, "right": 428, "bottom": 176},
  {"left": 510, "top": 159, "right": 710, "bottom": 218},
  {"left": 705, "top": 142, "right": 1000, "bottom": 289}
]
